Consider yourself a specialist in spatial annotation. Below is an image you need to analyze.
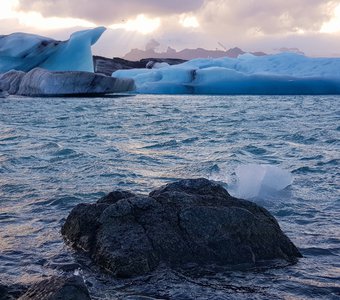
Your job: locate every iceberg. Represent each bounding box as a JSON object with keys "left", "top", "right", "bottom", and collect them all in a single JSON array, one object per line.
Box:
[
  {"left": 0, "top": 27, "right": 135, "bottom": 96},
  {"left": 112, "top": 53, "right": 340, "bottom": 95},
  {"left": 0, "top": 27, "right": 106, "bottom": 73},
  {"left": 0, "top": 68, "right": 135, "bottom": 96}
]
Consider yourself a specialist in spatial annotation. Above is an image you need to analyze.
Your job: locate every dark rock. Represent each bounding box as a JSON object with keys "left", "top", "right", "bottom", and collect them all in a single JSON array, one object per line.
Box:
[
  {"left": 0, "top": 282, "right": 27, "bottom": 300},
  {"left": 62, "top": 178, "right": 301, "bottom": 278},
  {"left": 93, "top": 56, "right": 186, "bottom": 76},
  {"left": 0, "top": 68, "right": 135, "bottom": 96},
  {"left": 97, "top": 190, "right": 136, "bottom": 204},
  {"left": 94, "top": 56, "right": 145, "bottom": 75},
  {"left": 17, "top": 276, "right": 91, "bottom": 300}
]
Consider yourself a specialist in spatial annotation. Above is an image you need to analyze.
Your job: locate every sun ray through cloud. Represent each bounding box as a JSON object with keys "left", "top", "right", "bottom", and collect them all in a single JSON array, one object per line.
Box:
[{"left": 109, "top": 14, "right": 161, "bottom": 35}]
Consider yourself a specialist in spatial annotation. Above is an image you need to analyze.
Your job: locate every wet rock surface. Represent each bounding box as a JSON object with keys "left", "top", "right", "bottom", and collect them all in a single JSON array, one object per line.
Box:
[
  {"left": 17, "top": 276, "right": 91, "bottom": 300},
  {"left": 62, "top": 178, "right": 301, "bottom": 278}
]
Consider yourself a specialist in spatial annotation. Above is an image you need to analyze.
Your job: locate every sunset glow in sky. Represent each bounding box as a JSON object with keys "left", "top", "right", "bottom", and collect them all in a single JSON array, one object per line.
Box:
[{"left": 1, "top": 0, "right": 340, "bottom": 57}]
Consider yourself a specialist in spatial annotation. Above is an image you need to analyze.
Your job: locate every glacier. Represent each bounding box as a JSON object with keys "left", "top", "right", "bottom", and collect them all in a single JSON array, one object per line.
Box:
[
  {"left": 112, "top": 53, "right": 340, "bottom": 95},
  {"left": 0, "top": 27, "right": 106, "bottom": 73}
]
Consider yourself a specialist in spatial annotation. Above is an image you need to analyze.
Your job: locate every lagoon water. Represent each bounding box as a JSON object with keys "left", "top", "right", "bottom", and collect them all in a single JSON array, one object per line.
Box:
[{"left": 0, "top": 95, "right": 339, "bottom": 299}]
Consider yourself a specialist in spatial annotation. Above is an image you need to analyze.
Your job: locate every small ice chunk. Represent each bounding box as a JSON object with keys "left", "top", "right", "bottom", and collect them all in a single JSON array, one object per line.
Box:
[
  {"left": 74, "top": 268, "right": 80, "bottom": 276},
  {"left": 146, "top": 61, "right": 170, "bottom": 69},
  {"left": 234, "top": 164, "right": 293, "bottom": 199}
]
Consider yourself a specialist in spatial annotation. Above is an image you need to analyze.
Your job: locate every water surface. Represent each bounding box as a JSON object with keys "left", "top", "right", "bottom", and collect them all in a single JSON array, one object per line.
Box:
[{"left": 0, "top": 95, "right": 339, "bottom": 299}]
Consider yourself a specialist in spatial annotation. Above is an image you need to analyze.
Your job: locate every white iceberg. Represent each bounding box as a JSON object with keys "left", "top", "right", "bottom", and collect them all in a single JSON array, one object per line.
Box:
[
  {"left": 112, "top": 53, "right": 340, "bottom": 95},
  {"left": 233, "top": 164, "right": 293, "bottom": 199},
  {"left": 0, "top": 27, "right": 106, "bottom": 73}
]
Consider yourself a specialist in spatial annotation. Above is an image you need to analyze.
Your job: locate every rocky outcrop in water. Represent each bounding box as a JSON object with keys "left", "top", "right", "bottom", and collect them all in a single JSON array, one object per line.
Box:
[
  {"left": 0, "top": 68, "right": 135, "bottom": 96},
  {"left": 17, "top": 276, "right": 91, "bottom": 300},
  {"left": 62, "top": 178, "right": 301, "bottom": 278}
]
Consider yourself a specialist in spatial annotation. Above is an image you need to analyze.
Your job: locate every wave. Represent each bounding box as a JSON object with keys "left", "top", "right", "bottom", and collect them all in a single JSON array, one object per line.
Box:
[{"left": 209, "top": 163, "right": 293, "bottom": 200}]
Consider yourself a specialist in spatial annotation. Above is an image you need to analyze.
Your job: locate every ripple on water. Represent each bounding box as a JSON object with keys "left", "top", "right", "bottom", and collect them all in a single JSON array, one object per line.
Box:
[
  {"left": 243, "top": 145, "right": 268, "bottom": 155},
  {"left": 142, "top": 139, "right": 179, "bottom": 149}
]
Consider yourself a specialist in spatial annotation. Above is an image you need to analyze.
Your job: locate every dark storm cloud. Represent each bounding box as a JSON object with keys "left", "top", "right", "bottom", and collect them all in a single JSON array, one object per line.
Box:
[{"left": 17, "top": 0, "right": 205, "bottom": 24}]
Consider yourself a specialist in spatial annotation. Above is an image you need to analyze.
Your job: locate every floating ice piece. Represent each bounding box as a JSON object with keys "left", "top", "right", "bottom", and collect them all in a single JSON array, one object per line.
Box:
[
  {"left": 0, "top": 27, "right": 106, "bottom": 73},
  {"left": 146, "top": 61, "right": 170, "bottom": 69},
  {"left": 234, "top": 164, "right": 293, "bottom": 199},
  {"left": 112, "top": 53, "right": 340, "bottom": 94}
]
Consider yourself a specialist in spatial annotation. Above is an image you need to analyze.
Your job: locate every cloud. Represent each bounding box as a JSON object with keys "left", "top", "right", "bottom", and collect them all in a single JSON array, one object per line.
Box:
[
  {"left": 247, "top": 31, "right": 340, "bottom": 57},
  {"left": 17, "top": 0, "right": 205, "bottom": 24},
  {"left": 2, "top": 0, "right": 340, "bottom": 57},
  {"left": 197, "top": 0, "right": 338, "bottom": 36},
  {"left": 13, "top": 0, "right": 340, "bottom": 37}
]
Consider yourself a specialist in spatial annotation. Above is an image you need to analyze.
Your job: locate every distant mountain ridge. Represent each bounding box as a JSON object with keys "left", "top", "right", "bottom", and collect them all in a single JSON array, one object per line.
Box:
[
  {"left": 94, "top": 46, "right": 266, "bottom": 76},
  {"left": 123, "top": 46, "right": 266, "bottom": 61}
]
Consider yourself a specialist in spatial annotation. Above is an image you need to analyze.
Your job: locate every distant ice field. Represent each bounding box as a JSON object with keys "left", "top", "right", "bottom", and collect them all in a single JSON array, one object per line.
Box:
[{"left": 113, "top": 53, "right": 340, "bottom": 95}]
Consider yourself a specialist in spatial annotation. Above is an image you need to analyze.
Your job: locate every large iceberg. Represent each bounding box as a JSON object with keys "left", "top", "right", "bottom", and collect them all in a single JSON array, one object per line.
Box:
[
  {"left": 0, "top": 68, "right": 135, "bottom": 96},
  {"left": 0, "top": 27, "right": 106, "bottom": 73},
  {"left": 112, "top": 53, "right": 340, "bottom": 94}
]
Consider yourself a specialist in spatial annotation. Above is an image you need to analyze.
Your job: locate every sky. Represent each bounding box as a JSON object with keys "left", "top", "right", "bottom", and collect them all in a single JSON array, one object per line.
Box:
[{"left": 1, "top": 0, "right": 340, "bottom": 57}]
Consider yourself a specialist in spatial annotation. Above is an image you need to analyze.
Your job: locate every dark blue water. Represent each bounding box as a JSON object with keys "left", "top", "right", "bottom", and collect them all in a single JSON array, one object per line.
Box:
[{"left": 0, "top": 95, "right": 339, "bottom": 299}]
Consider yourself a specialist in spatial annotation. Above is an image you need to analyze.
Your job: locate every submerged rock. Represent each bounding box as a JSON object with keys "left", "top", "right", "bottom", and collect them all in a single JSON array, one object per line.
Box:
[
  {"left": 0, "top": 282, "right": 26, "bottom": 300},
  {"left": 17, "top": 276, "right": 91, "bottom": 300},
  {"left": 62, "top": 178, "right": 301, "bottom": 278},
  {"left": 0, "top": 68, "right": 135, "bottom": 96}
]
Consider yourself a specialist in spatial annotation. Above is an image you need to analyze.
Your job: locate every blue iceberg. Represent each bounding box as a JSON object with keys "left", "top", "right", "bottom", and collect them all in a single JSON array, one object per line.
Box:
[
  {"left": 112, "top": 53, "right": 340, "bottom": 95},
  {"left": 0, "top": 27, "right": 106, "bottom": 73}
]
